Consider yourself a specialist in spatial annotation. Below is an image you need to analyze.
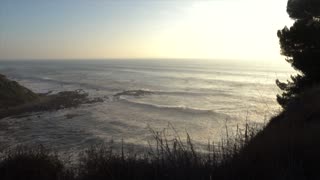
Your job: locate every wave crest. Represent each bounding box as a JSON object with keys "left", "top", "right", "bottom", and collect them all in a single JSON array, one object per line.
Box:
[
  {"left": 114, "top": 90, "right": 153, "bottom": 97},
  {"left": 120, "top": 99, "right": 227, "bottom": 118}
]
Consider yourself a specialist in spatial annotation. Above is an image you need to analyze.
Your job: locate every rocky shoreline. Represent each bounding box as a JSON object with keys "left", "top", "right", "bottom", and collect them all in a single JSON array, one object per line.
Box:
[{"left": 0, "top": 74, "right": 103, "bottom": 119}]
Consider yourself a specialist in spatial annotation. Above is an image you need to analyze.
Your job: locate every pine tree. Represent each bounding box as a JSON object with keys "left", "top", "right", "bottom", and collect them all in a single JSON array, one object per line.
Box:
[{"left": 277, "top": 0, "right": 320, "bottom": 107}]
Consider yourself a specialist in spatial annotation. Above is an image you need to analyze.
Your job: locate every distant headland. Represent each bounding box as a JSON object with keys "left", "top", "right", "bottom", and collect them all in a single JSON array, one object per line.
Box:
[{"left": 0, "top": 74, "right": 103, "bottom": 119}]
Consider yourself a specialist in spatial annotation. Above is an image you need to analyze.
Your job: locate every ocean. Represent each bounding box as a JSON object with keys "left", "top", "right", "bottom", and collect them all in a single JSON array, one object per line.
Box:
[{"left": 0, "top": 59, "right": 294, "bottom": 153}]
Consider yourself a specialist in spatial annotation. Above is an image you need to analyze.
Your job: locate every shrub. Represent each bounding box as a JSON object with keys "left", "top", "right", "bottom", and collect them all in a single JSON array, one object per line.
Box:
[{"left": 0, "top": 145, "right": 73, "bottom": 180}]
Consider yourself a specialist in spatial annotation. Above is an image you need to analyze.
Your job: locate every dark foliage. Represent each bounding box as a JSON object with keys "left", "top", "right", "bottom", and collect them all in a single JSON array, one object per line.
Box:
[
  {"left": 224, "top": 86, "right": 320, "bottom": 180},
  {"left": 0, "top": 125, "right": 256, "bottom": 180},
  {"left": 0, "top": 145, "right": 73, "bottom": 180},
  {"left": 277, "top": 0, "right": 320, "bottom": 107},
  {"left": 287, "top": 0, "right": 320, "bottom": 19}
]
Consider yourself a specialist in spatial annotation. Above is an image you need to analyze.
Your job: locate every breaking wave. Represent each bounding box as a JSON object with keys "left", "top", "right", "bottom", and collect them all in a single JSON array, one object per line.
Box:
[{"left": 120, "top": 99, "right": 227, "bottom": 118}]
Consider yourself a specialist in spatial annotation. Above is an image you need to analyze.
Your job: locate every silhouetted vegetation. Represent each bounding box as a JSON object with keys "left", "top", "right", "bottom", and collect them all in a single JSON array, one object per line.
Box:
[
  {"left": 0, "top": 124, "right": 257, "bottom": 180},
  {"left": 225, "top": 85, "right": 320, "bottom": 180},
  {"left": 277, "top": 0, "right": 320, "bottom": 107},
  {"left": 0, "top": 145, "right": 72, "bottom": 180}
]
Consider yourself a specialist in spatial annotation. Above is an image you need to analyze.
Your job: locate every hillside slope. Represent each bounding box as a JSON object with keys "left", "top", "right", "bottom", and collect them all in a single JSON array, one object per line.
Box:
[
  {"left": 222, "top": 86, "right": 320, "bottom": 179},
  {"left": 0, "top": 74, "right": 38, "bottom": 109},
  {"left": 0, "top": 74, "right": 103, "bottom": 119}
]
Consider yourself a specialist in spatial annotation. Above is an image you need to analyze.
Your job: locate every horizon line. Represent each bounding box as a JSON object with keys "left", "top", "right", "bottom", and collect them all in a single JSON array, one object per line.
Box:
[{"left": 0, "top": 58, "right": 279, "bottom": 62}]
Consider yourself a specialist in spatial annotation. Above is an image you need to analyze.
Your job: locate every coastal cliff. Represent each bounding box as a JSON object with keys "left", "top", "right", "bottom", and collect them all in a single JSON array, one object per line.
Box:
[{"left": 0, "top": 74, "right": 38, "bottom": 109}]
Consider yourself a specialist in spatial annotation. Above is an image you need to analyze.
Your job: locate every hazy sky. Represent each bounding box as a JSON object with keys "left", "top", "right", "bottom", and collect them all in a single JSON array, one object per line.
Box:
[{"left": 0, "top": 0, "right": 293, "bottom": 62}]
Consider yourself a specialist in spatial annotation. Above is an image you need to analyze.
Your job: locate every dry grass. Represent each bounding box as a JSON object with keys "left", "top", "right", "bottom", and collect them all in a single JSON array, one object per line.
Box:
[{"left": 0, "top": 123, "right": 258, "bottom": 180}]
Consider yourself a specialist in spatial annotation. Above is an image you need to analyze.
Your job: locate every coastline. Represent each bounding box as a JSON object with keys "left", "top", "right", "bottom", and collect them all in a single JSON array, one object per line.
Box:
[{"left": 0, "top": 74, "right": 103, "bottom": 119}]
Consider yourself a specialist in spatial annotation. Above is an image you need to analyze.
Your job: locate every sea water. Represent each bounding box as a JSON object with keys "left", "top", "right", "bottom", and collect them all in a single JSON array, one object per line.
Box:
[{"left": 0, "top": 59, "right": 294, "bottom": 153}]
